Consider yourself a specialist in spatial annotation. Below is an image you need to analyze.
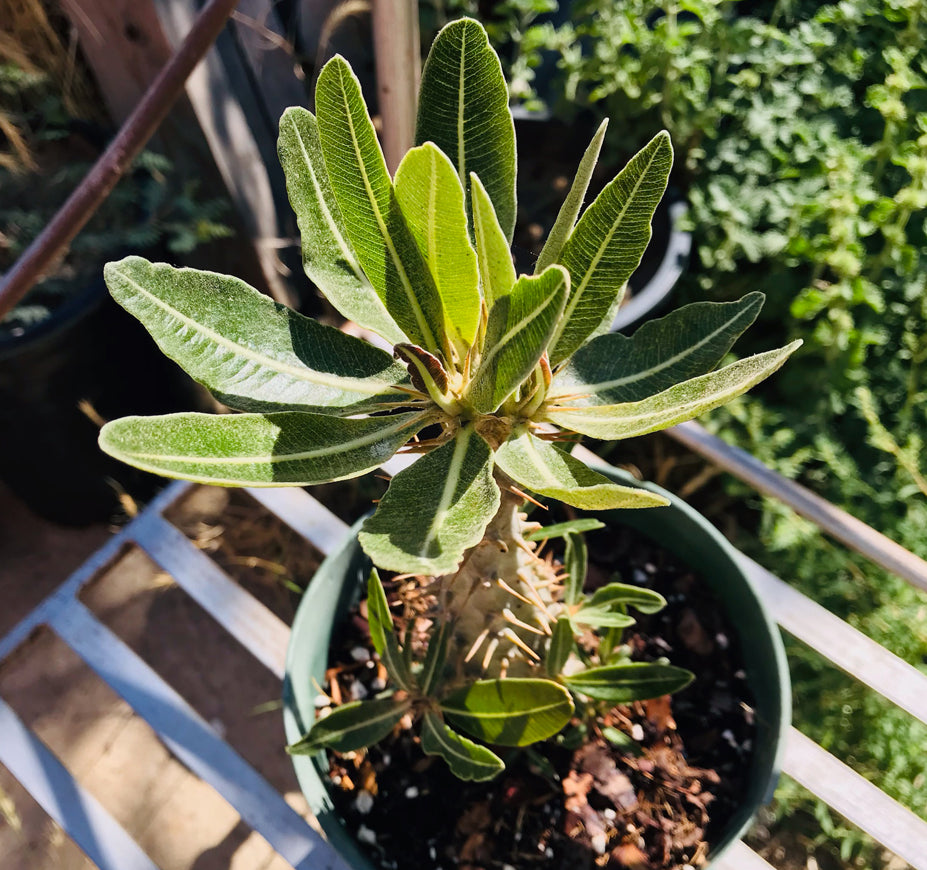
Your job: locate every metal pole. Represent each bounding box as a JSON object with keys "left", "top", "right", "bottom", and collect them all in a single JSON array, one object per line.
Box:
[{"left": 0, "top": 0, "right": 241, "bottom": 321}]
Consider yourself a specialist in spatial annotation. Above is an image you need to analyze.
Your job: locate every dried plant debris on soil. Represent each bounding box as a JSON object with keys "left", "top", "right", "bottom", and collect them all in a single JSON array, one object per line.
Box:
[{"left": 316, "top": 526, "right": 756, "bottom": 869}]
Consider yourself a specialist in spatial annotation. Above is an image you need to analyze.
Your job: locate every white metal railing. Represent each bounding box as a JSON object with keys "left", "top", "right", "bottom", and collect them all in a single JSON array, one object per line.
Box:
[{"left": 2, "top": 437, "right": 926, "bottom": 869}]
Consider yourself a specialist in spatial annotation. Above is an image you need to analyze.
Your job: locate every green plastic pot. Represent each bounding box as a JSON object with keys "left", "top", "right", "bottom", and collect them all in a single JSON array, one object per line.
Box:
[{"left": 283, "top": 467, "right": 790, "bottom": 868}]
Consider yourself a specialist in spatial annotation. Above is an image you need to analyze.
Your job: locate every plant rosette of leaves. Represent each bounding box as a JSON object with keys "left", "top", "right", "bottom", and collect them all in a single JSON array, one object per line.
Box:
[{"left": 98, "top": 13, "right": 797, "bottom": 821}]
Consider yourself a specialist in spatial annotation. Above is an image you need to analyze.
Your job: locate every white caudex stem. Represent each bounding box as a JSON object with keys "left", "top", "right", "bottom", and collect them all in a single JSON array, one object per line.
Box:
[{"left": 437, "top": 475, "right": 561, "bottom": 680}]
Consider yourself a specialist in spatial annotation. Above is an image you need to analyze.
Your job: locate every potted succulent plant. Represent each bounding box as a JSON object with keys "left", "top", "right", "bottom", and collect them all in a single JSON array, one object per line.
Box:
[{"left": 98, "top": 18, "right": 797, "bottom": 868}]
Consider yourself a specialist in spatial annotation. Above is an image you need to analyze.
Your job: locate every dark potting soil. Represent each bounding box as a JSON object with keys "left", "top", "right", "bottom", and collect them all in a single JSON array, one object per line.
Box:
[{"left": 316, "top": 523, "right": 756, "bottom": 870}]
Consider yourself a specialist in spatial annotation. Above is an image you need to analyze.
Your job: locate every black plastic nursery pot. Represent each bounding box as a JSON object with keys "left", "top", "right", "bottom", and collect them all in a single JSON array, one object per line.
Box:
[
  {"left": 283, "top": 467, "right": 790, "bottom": 868},
  {"left": 0, "top": 276, "right": 206, "bottom": 525}
]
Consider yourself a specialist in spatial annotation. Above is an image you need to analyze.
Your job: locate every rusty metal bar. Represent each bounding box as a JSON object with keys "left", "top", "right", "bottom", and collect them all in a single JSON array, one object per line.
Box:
[{"left": 0, "top": 0, "right": 241, "bottom": 321}]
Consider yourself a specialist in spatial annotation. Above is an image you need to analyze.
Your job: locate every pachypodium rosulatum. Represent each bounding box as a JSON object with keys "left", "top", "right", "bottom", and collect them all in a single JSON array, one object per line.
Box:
[{"left": 99, "top": 18, "right": 799, "bottom": 780}]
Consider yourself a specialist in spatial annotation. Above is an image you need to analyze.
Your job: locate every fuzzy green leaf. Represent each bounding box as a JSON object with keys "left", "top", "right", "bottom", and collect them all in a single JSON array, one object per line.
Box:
[
  {"left": 99, "top": 410, "right": 428, "bottom": 486},
  {"left": 394, "top": 143, "right": 480, "bottom": 350},
  {"left": 563, "top": 663, "right": 694, "bottom": 703},
  {"left": 419, "top": 620, "right": 451, "bottom": 696},
  {"left": 587, "top": 583, "right": 667, "bottom": 614},
  {"left": 366, "top": 569, "right": 414, "bottom": 691},
  {"left": 358, "top": 426, "right": 500, "bottom": 574},
  {"left": 315, "top": 56, "right": 446, "bottom": 356},
  {"left": 563, "top": 530, "right": 587, "bottom": 607},
  {"left": 421, "top": 712, "right": 504, "bottom": 781},
  {"left": 550, "top": 132, "right": 673, "bottom": 366},
  {"left": 467, "top": 266, "right": 568, "bottom": 413},
  {"left": 277, "top": 107, "right": 405, "bottom": 345},
  {"left": 287, "top": 696, "right": 411, "bottom": 755},
  {"left": 546, "top": 617, "right": 575, "bottom": 677},
  {"left": 494, "top": 430, "right": 670, "bottom": 510},
  {"left": 366, "top": 567, "right": 394, "bottom": 642},
  {"left": 570, "top": 607, "right": 636, "bottom": 630},
  {"left": 551, "top": 294, "right": 765, "bottom": 406},
  {"left": 104, "top": 257, "right": 409, "bottom": 415},
  {"left": 545, "top": 342, "right": 802, "bottom": 439},
  {"left": 471, "top": 173, "right": 516, "bottom": 308},
  {"left": 416, "top": 18, "right": 517, "bottom": 240},
  {"left": 535, "top": 120, "right": 608, "bottom": 273},
  {"left": 524, "top": 518, "right": 605, "bottom": 542},
  {"left": 440, "top": 678, "right": 574, "bottom": 747}
]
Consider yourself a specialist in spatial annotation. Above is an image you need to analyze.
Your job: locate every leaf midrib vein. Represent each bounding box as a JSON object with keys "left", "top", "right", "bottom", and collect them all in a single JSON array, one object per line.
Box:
[
  {"left": 420, "top": 429, "right": 472, "bottom": 554},
  {"left": 116, "top": 413, "right": 426, "bottom": 465},
  {"left": 556, "top": 143, "right": 664, "bottom": 343},
  {"left": 290, "top": 115, "right": 367, "bottom": 283},
  {"left": 549, "top": 348, "right": 793, "bottom": 428},
  {"left": 335, "top": 65, "right": 438, "bottom": 353},
  {"left": 553, "top": 306, "right": 754, "bottom": 397},
  {"left": 117, "top": 270, "right": 397, "bottom": 397}
]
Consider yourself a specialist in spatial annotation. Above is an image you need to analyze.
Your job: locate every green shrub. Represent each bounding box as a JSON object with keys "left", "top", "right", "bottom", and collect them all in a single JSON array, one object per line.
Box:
[{"left": 492, "top": 0, "right": 927, "bottom": 861}]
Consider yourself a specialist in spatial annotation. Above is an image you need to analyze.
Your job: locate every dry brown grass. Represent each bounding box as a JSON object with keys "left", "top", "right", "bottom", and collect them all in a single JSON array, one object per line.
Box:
[{"left": 0, "top": 0, "right": 100, "bottom": 171}]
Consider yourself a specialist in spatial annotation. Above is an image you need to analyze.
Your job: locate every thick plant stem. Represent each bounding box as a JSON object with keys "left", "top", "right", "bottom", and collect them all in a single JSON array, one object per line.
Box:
[{"left": 440, "top": 480, "right": 559, "bottom": 679}]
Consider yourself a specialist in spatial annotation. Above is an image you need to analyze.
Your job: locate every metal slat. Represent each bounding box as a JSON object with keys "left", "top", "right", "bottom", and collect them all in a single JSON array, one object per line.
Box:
[
  {"left": 0, "top": 482, "right": 192, "bottom": 663},
  {"left": 0, "top": 696, "right": 160, "bottom": 870},
  {"left": 738, "top": 552, "right": 927, "bottom": 728},
  {"left": 667, "top": 421, "right": 927, "bottom": 592},
  {"left": 784, "top": 728, "right": 927, "bottom": 869},
  {"left": 130, "top": 511, "right": 291, "bottom": 679},
  {"left": 711, "top": 840, "right": 775, "bottom": 870},
  {"left": 245, "top": 489, "right": 350, "bottom": 556},
  {"left": 48, "top": 601, "right": 349, "bottom": 870}
]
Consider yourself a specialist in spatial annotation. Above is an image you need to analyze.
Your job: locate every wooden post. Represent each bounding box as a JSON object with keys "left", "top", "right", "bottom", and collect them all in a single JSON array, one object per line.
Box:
[{"left": 371, "top": 0, "right": 420, "bottom": 173}]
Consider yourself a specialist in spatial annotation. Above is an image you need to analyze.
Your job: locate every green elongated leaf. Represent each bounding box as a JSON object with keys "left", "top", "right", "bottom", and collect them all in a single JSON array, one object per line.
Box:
[
  {"left": 358, "top": 426, "right": 500, "bottom": 574},
  {"left": 467, "top": 266, "right": 568, "bottom": 413},
  {"left": 587, "top": 582, "right": 667, "bottom": 614},
  {"left": 99, "top": 410, "right": 428, "bottom": 487},
  {"left": 277, "top": 107, "right": 405, "bottom": 345},
  {"left": 366, "top": 567, "right": 394, "bottom": 642},
  {"left": 570, "top": 607, "right": 636, "bottom": 630},
  {"left": 546, "top": 616, "right": 575, "bottom": 677},
  {"left": 550, "top": 132, "right": 673, "bottom": 366},
  {"left": 416, "top": 18, "right": 517, "bottom": 240},
  {"left": 602, "top": 727, "right": 643, "bottom": 754},
  {"left": 104, "top": 257, "right": 409, "bottom": 415},
  {"left": 494, "top": 430, "right": 670, "bottom": 510},
  {"left": 535, "top": 120, "right": 608, "bottom": 274},
  {"left": 471, "top": 173, "right": 516, "bottom": 308},
  {"left": 545, "top": 341, "right": 802, "bottom": 440},
  {"left": 551, "top": 294, "right": 765, "bottom": 406},
  {"left": 524, "top": 518, "right": 605, "bottom": 541},
  {"left": 440, "top": 678, "right": 574, "bottom": 747},
  {"left": 420, "top": 712, "right": 504, "bottom": 781},
  {"left": 366, "top": 569, "right": 414, "bottom": 691},
  {"left": 419, "top": 620, "right": 450, "bottom": 696},
  {"left": 563, "top": 663, "right": 694, "bottom": 703},
  {"left": 394, "top": 143, "right": 480, "bottom": 351},
  {"left": 563, "top": 530, "right": 587, "bottom": 606},
  {"left": 287, "top": 696, "right": 411, "bottom": 755},
  {"left": 315, "top": 56, "right": 447, "bottom": 356}
]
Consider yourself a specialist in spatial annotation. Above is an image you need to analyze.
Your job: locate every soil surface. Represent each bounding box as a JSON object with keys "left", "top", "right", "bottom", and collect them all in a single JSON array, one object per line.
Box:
[{"left": 317, "top": 521, "right": 756, "bottom": 869}]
